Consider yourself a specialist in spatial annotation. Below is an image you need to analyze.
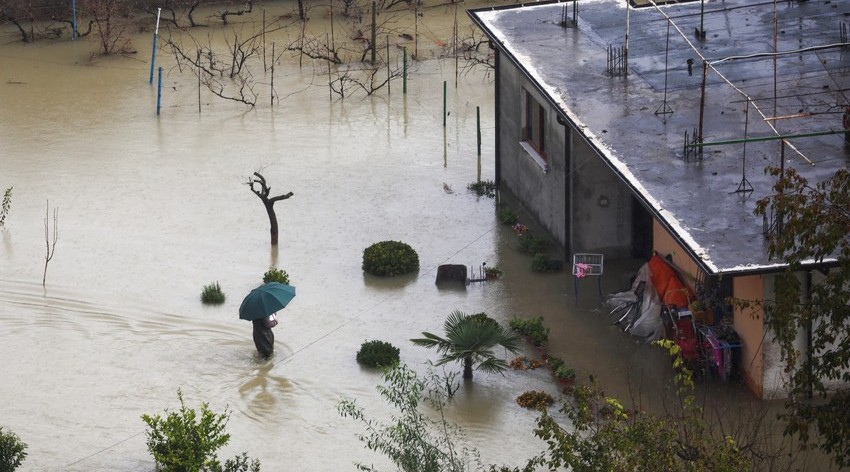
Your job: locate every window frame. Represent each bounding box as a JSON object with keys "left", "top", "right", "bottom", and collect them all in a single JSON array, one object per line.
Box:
[{"left": 522, "top": 88, "right": 546, "bottom": 160}]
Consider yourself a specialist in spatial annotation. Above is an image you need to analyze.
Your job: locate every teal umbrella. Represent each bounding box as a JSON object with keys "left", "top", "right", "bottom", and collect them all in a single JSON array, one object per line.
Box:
[{"left": 239, "top": 283, "right": 296, "bottom": 321}]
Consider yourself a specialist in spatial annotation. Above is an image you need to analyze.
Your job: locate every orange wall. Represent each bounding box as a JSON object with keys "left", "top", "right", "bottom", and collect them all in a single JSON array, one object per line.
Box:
[{"left": 733, "top": 275, "right": 765, "bottom": 398}]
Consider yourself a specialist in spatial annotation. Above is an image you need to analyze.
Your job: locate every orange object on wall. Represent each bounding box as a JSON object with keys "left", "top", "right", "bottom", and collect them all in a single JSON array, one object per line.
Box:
[{"left": 648, "top": 255, "right": 694, "bottom": 309}]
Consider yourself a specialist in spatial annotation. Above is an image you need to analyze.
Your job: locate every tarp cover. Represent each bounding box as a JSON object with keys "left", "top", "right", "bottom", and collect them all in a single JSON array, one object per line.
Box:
[
  {"left": 648, "top": 255, "right": 694, "bottom": 309},
  {"left": 606, "top": 263, "right": 664, "bottom": 341}
]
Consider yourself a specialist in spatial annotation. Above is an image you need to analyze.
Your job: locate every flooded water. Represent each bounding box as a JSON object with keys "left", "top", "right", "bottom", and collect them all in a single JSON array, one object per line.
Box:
[{"left": 0, "top": 2, "right": 840, "bottom": 471}]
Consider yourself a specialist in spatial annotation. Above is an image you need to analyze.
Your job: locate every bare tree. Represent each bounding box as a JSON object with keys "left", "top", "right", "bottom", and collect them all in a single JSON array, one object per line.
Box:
[
  {"left": 165, "top": 18, "right": 294, "bottom": 106},
  {"left": 43, "top": 201, "right": 58, "bottom": 287},
  {"left": 81, "top": 0, "right": 134, "bottom": 55},
  {"left": 247, "top": 172, "right": 293, "bottom": 246},
  {"left": 137, "top": 0, "right": 207, "bottom": 29}
]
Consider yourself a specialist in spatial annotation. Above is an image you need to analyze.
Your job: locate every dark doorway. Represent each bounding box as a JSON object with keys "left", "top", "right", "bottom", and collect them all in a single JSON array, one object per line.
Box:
[{"left": 631, "top": 196, "right": 653, "bottom": 259}]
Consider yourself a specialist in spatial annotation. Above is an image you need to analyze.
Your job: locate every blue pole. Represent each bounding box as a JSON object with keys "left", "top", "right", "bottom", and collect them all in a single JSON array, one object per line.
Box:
[
  {"left": 71, "top": 0, "right": 77, "bottom": 40},
  {"left": 149, "top": 8, "right": 161, "bottom": 85},
  {"left": 157, "top": 67, "right": 163, "bottom": 116}
]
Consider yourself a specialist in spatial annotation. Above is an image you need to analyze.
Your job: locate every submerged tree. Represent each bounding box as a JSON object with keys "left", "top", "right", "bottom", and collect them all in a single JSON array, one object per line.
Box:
[
  {"left": 338, "top": 363, "right": 484, "bottom": 472},
  {"left": 411, "top": 311, "right": 520, "bottom": 380},
  {"left": 0, "top": 187, "right": 12, "bottom": 228},
  {"left": 247, "top": 172, "right": 293, "bottom": 246},
  {"left": 43, "top": 201, "right": 58, "bottom": 287},
  {"left": 754, "top": 166, "right": 850, "bottom": 467}
]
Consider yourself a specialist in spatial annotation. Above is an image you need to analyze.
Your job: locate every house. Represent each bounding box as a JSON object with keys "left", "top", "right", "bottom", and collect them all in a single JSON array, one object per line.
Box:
[{"left": 469, "top": 0, "right": 850, "bottom": 399}]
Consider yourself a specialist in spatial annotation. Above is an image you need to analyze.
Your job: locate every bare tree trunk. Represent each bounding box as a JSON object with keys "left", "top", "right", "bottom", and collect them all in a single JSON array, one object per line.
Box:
[
  {"left": 463, "top": 356, "right": 473, "bottom": 379},
  {"left": 43, "top": 201, "right": 58, "bottom": 287},
  {"left": 247, "top": 172, "right": 293, "bottom": 246}
]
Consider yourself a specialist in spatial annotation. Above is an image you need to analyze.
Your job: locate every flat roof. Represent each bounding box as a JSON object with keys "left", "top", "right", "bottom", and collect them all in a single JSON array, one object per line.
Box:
[{"left": 470, "top": 0, "right": 850, "bottom": 275}]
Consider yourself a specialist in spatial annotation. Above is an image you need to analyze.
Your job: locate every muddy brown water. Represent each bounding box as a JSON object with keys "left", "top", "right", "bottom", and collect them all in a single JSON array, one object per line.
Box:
[{"left": 0, "top": 2, "right": 839, "bottom": 471}]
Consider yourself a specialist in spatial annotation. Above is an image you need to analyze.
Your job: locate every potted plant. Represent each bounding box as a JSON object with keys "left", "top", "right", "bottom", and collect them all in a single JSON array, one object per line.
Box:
[
  {"left": 484, "top": 266, "right": 503, "bottom": 280},
  {"left": 554, "top": 364, "right": 576, "bottom": 387}
]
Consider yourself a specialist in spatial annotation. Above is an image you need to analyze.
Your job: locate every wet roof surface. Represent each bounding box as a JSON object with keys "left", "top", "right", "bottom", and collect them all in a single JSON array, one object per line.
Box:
[{"left": 470, "top": 0, "right": 850, "bottom": 274}]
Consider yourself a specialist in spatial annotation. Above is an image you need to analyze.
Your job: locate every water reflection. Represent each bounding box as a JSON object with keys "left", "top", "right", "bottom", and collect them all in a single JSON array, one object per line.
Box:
[{"left": 238, "top": 359, "right": 294, "bottom": 423}]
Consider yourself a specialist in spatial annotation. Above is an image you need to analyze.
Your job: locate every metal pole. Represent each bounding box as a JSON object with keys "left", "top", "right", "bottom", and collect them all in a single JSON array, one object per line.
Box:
[
  {"left": 149, "top": 8, "right": 161, "bottom": 85},
  {"left": 697, "top": 60, "right": 707, "bottom": 158},
  {"left": 271, "top": 42, "right": 275, "bottom": 107},
  {"left": 403, "top": 47, "right": 407, "bottom": 94},
  {"left": 443, "top": 80, "right": 447, "bottom": 128},
  {"left": 157, "top": 67, "right": 163, "bottom": 115},
  {"left": 71, "top": 0, "right": 77, "bottom": 40},
  {"left": 689, "top": 128, "right": 850, "bottom": 147},
  {"left": 477, "top": 106, "right": 481, "bottom": 182}
]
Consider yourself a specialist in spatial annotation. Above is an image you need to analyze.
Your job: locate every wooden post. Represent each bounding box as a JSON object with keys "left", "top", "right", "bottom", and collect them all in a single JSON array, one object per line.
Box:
[{"left": 371, "top": 1, "right": 377, "bottom": 65}]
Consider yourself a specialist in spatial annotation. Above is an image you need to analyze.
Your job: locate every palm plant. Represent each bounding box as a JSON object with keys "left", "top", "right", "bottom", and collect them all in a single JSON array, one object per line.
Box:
[{"left": 411, "top": 311, "right": 521, "bottom": 379}]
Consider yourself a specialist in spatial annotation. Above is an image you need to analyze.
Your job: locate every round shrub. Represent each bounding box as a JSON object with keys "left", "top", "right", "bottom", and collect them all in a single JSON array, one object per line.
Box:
[
  {"left": 263, "top": 268, "right": 290, "bottom": 284},
  {"left": 356, "top": 340, "right": 400, "bottom": 368},
  {"left": 362, "top": 240, "right": 419, "bottom": 276}
]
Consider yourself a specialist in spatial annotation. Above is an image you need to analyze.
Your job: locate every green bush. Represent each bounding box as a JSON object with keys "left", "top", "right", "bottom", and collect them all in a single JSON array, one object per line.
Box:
[
  {"left": 262, "top": 268, "right": 289, "bottom": 284},
  {"left": 362, "top": 240, "right": 419, "bottom": 277},
  {"left": 467, "top": 179, "right": 497, "bottom": 198},
  {"left": 554, "top": 364, "right": 576, "bottom": 380},
  {"left": 141, "top": 390, "right": 261, "bottom": 472},
  {"left": 531, "top": 253, "right": 564, "bottom": 273},
  {"left": 0, "top": 426, "right": 27, "bottom": 472},
  {"left": 509, "top": 316, "right": 550, "bottom": 347},
  {"left": 356, "top": 340, "right": 401, "bottom": 368},
  {"left": 497, "top": 206, "right": 518, "bottom": 225},
  {"left": 518, "top": 235, "right": 550, "bottom": 255},
  {"left": 201, "top": 281, "right": 226, "bottom": 305}
]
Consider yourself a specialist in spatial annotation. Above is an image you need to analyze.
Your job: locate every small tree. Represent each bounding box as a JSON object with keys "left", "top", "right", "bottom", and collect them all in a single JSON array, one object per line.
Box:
[
  {"left": 247, "top": 172, "right": 293, "bottom": 246},
  {"left": 411, "top": 311, "right": 521, "bottom": 379},
  {"left": 0, "top": 187, "right": 12, "bottom": 228},
  {"left": 141, "top": 389, "right": 261, "bottom": 472},
  {"left": 43, "top": 201, "right": 58, "bottom": 287},
  {"left": 338, "top": 363, "right": 482, "bottom": 472},
  {"left": 0, "top": 426, "right": 28, "bottom": 472},
  {"left": 753, "top": 166, "right": 850, "bottom": 466}
]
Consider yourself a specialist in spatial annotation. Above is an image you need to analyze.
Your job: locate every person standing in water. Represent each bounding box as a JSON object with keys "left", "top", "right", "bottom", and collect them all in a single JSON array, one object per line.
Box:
[{"left": 252, "top": 313, "right": 278, "bottom": 358}]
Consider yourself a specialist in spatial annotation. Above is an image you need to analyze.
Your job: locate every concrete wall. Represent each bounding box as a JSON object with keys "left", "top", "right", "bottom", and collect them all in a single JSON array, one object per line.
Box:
[
  {"left": 496, "top": 57, "right": 567, "bottom": 250},
  {"left": 571, "top": 138, "right": 633, "bottom": 258},
  {"left": 496, "top": 55, "right": 633, "bottom": 257}
]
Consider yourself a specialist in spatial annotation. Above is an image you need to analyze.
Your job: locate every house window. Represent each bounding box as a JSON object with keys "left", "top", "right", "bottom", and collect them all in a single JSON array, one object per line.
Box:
[{"left": 523, "top": 89, "right": 546, "bottom": 158}]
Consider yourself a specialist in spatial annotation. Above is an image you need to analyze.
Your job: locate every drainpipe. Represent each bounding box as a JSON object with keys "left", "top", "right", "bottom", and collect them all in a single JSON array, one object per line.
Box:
[
  {"left": 491, "top": 41, "right": 501, "bottom": 186},
  {"left": 557, "top": 114, "right": 573, "bottom": 255},
  {"left": 805, "top": 270, "right": 813, "bottom": 399}
]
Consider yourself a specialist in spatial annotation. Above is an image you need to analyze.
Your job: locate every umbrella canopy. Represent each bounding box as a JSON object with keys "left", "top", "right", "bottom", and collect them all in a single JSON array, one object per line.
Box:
[{"left": 239, "top": 283, "right": 296, "bottom": 321}]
